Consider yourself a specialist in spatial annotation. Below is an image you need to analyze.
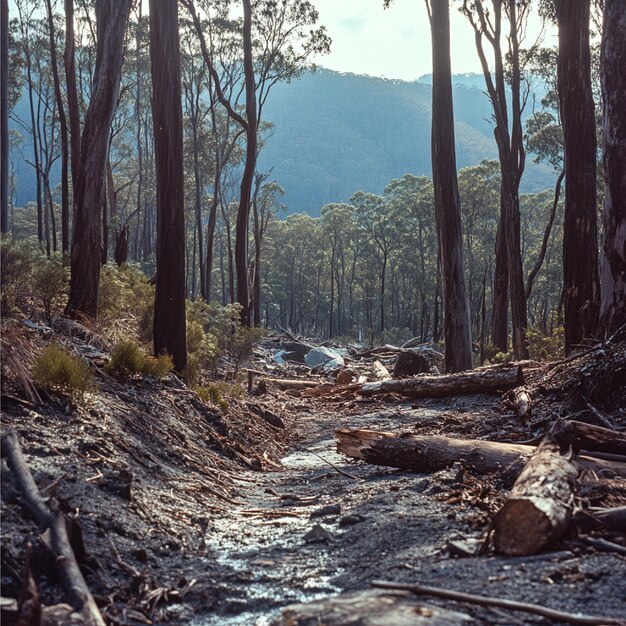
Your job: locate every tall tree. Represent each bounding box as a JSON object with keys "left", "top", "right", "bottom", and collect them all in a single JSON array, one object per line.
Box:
[
  {"left": 462, "top": 0, "right": 530, "bottom": 360},
  {"left": 149, "top": 0, "right": 187, "bottom": 372},
  {"left": 555, "top": 0, "right": 600, "bottom": 353},
  {"left": 45, "top": 0, "right": 70, "bottom": 256},
  {"left": 0, "top": 0, "right": 8, "bottom": 233},
  {"left": 427, "top": 0, "right": 473, "bottom": 372},
  {"left": 598, "top": 0, "right": 626, "bottom": 337},
  {"left": 65, "top": 0, "right": 132, "bottom": 319},
  {"left": 64, "top": 0, "right": 80, "bottom": 197}
]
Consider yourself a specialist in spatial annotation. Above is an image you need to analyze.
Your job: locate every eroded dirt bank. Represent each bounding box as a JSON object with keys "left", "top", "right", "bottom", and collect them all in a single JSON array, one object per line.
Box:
[{"left": 2, "top": 324, "right": 626, "bottom": 625}]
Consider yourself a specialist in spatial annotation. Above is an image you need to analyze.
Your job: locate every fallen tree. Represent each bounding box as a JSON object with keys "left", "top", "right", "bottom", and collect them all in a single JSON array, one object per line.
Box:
[
  {"left": 1, "top": 430, "right": 106, "bottom": 626},
  {"left": 360, "top": 363, "right": 534, "bottom": 398},
  {"left": 493, "top": 423, "right": 580, "bottom": 555},
  {"left": 335, "top": 429, "right": 626, "bottom": 484}
]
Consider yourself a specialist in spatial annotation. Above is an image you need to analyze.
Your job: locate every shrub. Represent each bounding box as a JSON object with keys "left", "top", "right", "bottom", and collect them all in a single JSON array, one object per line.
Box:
[
  {"left": 105, "top": 340, "right": 173, "bottom": 381},
  {"left": 98, "top": 264, "right": 154, "bottom": 341},
  {"left": 32, "top": 344, "right": 94, "bottom": 397},
  {"left": 195, "top": 381, "right": 246, "bottom": 412},
  {"left": 32, "top": 256, "right": 69, "bottom": 323},
  {"left": 527, "top": 326, "right": 564, "bottom": 361}
]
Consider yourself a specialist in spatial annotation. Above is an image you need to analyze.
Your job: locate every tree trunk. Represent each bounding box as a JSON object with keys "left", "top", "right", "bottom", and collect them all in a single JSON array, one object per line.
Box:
[
  {"left": 0, "top": 0, "right": 8, "bottom": 233},
  {"left": 46, "top": 0, "right": 70, "bottom": 256},
  {"left": 556, "top": 0, "right": 600, "bottom": 353},
  {"left": 65, "top": 0, "right": 131, "bottom": 319},
  {"left": 64, "top": 0, "right": 81, "bottom": 199},
  {"left": 428, "top": 0, "right": 473, "bottom": 373},
  {"left": 149, "top": 0, "right": 187, "bottom": 373},
  {"left": 598, "top": 0, "right": 626, "bottom": 337},
  {"left": 360, "top": 362, "right": 525, "bottom": 398},
  {"left": 235, "top": 0, "right": 258, "bottom": 327},
  {"left": 335, "top": 429, "right": 626, "bottom": 483},
  {"left": 493, "top": 424, "right": 579, "bottom": 555}
]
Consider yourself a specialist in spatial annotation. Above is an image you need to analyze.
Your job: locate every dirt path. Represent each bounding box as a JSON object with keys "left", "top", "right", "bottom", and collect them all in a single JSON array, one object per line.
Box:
[{"left": 189, "top": 396, "right": 626, "bottom": 625}]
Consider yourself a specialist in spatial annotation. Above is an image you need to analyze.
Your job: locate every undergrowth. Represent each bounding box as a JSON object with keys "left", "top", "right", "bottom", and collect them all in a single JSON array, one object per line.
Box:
[
  {"left": 32, "top": 344, "right": 94, "bottom": 398},
  {"left": 105, "top": 340, "right": 173, "bottom": 381}
]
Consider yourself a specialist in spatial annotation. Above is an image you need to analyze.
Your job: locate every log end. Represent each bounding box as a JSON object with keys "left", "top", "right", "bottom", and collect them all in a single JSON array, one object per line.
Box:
[{"left": 493, "top": 499, "right": 558, "bottom": 556}]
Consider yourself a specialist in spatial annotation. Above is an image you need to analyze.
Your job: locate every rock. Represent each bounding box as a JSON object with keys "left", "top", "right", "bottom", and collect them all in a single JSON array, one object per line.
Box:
[
  {"left": 338, "top": 514, "right": 365, "bottom": 527},
  {"left": 311, "top": 504, "right": 341, "bottom": 519},
  {"left": 336, "top": 369, "right": 357, "bottom": 385},
  {"left": 304, "top": 524, "right": 334, "bottom": 544},
  {"left": 393, "top": 349, "right": 432, "bottom": 377},
  {"left": 305, "top": 347, "right": 345, "bottom": 371},
  {"left": 447, "top": 536, "right": 486, "bottom": 558}
]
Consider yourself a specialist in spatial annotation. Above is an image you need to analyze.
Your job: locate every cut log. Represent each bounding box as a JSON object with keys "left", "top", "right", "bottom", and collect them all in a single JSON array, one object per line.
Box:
[
  {"left": 0, "top": 431, "right": 106, "bottom": 626},
  {"left": 281, "top": 590, "right": 473, "bottom": 626},
  {"left": 493, "top": 424, "right": 580, "bottom": 555},
  {"left": 335, "top": 429, "right": 626, "bottom": 485},
  {"left": 371, "top": 360, "right": 391, "bottom": 381},
  {"left": 266, "top": 378, "right": 320, "bottom": 391},
  {"left": 361, "top": 363, "right": 527, "bottom": 398},
  {"left": 506, "top": 386, "right": 532, "bottom": 420}
]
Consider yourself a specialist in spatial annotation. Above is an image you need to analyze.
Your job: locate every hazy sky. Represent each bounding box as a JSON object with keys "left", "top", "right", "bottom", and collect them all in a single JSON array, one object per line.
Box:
[{"left": 311, "top": 0, "right": 555, "bottom": 81}]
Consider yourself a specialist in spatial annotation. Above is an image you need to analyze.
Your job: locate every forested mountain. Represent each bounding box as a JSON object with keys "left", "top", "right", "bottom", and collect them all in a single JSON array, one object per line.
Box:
[
  {"left": 259, "top": 69, "right": 553, "bottom": 214},
  {"left": 10, "top": 69, "right": 553, "bottom": 213}
]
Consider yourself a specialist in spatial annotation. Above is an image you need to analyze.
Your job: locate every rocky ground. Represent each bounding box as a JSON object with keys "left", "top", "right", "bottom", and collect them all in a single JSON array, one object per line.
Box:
[{"left": 1, "top": 321, "right": 625, "bottom": 625}]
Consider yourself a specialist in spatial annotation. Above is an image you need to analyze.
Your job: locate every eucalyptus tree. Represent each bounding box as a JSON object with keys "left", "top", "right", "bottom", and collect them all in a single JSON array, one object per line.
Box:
[
  {"left": 182, "top": 0, "right": 330, "bottom": 325},
  {"left": 1, "top": 0, "right": 9, "bottom": 233},
  {"left": 149, "top": 0, "right": 187, "bottom": 372},
  {"left": 462, "top": 0, "right": 531, "bottom": 359},
  {"left": 65, "top": 0, "right": 132, "bottom": 319},
  {"left": 554, "top": 0, "right": 600, "bottom": 353},
  {"left": 598, "top": 0, "right": 626, "bottom": 337},
  {"left": 427, "top": 0, "right": 472, "bottom": 372}
]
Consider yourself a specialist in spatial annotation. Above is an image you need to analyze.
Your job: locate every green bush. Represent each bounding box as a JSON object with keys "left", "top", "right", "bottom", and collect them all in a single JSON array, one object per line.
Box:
[
  {"left": 195, "top": 381, "right": 246, "bottom": 412},
  {"left": 32, "top": 256, "right": 69, "bottom": 323},
  {"left": 527, "top": 326, "right": 564, "bottom": 361},
  {"left": 105, "top": 340, "right": 173, "bottom": 381},
  {"left": 32, "top": 344, "right": 94, "bottom": 397},
  {"left": 98, "top": 264, "right": 154, "bottom": 341}
]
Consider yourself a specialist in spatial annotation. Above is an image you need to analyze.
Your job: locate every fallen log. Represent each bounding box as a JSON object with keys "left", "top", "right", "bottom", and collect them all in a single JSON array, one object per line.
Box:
[
  {"left": 505, "top": 385, "right": 532, "bottom": 420},
  {"left": 493, "top": 423, "right": 579, "bottom": 555},
  {"left": 371, "top": 581, "right": 626, "bottom": 626},
  {"left": 335, "top": 429, "right": 626, "bottom": 485},
  {"left": 572, "top": 506, "right": 626, "bottom": 533},
  {"left": 265, "top": 378, "right": 320, "bottom": 391},
  {"left": 360, "top": 363, "right": 528, "bottom": 398},
  {"left": 281, "top": 589, "right": 473, "bottom": 626},
  {"left": 568, "top": 420, "right": 626, "bottom": 456},
  {"left": 1, "top": 431, "right": 106, "bottom": 626}
]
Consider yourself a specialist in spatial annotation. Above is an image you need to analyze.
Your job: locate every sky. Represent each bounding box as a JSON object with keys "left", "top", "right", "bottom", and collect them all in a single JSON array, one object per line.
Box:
[{"left": 310, "top": 0, "right": 555, "bottom": 82}]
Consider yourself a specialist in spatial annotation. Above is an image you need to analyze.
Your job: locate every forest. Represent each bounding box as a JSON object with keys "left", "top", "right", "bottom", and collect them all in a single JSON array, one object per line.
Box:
[{"left": 1, "top": 0, "right": 625, "bottom": 625}]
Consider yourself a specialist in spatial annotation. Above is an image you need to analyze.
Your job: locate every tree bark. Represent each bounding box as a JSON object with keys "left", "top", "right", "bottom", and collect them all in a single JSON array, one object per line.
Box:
[
  {"left": 0, "top": 0, "right": 8, "bottom": 233},
  {"left": 360, "top": 362, "right": 526, "bottom": 398},
  {"left": 556, "top": 0, "right": 601, "bottom": 353},
  {"left": 45, "top": 0, "right": 70, "bottom": 256},
  {"left": 235, "top": 0, "right": 258, "bottom": 326},
  {"left": 493, "top": 424, "right": 579, "bottom": 555},
  {"left": 66, "top": 0, "right": 131, "bottom": 319},
  {"left": 598, "top": 0, "right": 626, "bottom": 337},
  {"left": 428, "top": 0, "right": 473, "bottom": 373},
  {"left": 149, "top": 0, "right": 187, "bottom": 372},
  {"left": 64, "top": 0, "right": 81, "bottom": 199},
  {"left": 491, "top": 220, "right": 508, "bottom": 352},
  {"left": 335, "top": 429, "right": 626, "bottom": 482}
]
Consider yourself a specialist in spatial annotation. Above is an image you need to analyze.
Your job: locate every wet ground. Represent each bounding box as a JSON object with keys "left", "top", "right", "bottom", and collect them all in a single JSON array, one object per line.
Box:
[{"left": 185, "top": 398, "right": 626, "bottom": 625}]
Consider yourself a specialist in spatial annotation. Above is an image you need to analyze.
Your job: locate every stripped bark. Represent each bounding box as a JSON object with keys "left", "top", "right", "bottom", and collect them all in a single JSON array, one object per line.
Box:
[{"left": 335, "top": 429, "right": 626, "bottom": 482}]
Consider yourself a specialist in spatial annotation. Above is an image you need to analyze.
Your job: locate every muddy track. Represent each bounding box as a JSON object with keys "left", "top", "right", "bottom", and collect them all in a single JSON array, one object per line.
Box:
[{"left": 191, "top": 397, "right": 626, "bottom": 625}]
